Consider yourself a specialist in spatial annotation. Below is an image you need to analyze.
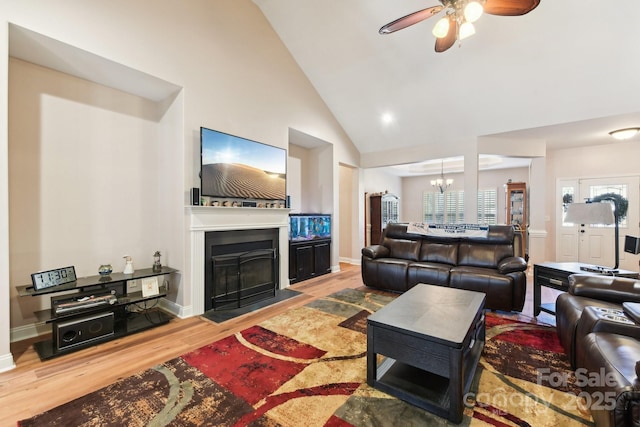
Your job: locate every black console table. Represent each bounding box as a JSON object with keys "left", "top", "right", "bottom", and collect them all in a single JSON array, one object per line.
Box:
[
  {"left": 533, "top": 262, "right": 638, "bottom": 316},
  {"left": 17, "top": 267, "right": 177, "bottom": 360}
]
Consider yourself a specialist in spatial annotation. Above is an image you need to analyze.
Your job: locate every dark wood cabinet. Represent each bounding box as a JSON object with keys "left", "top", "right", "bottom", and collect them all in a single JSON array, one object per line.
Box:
[
  {"left": 505, "top": 182, "right": 527, "bottom": 257},
  {"left": 289, "top": 239, "right": 331, "bottom": 284},
  {"left": 370, "top": 193, "right": 399, "bottom": 245}
]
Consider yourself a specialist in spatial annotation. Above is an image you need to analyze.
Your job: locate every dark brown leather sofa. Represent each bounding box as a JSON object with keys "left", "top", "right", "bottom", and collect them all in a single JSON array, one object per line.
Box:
[
  {"left": 361, "top": 223, "right": 527, "bottom": 312},
  {"left": 556, "top": 274, "right": 640, "bottom": 427}
]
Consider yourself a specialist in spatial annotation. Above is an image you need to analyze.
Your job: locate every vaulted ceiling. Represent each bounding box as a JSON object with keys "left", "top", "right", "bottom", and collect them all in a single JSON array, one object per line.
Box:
[{"left": 254, "top": 0, "right": 640, "bottom": 169}]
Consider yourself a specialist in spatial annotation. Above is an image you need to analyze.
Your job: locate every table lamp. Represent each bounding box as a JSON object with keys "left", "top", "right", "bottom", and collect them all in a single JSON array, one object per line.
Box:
[{"left": 564, "top": 202, "right": 618, "bottom": 273}]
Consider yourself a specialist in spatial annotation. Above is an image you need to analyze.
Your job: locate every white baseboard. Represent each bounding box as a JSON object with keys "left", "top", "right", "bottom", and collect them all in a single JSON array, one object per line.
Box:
[
  {"left": 0, "top": 352, "right": 16, "bottom": 373},
  {"left": 10, "top": 322, "right": 50, "bottom": 343},
  {"left": 339, "top": 257, "right": 360, "bottom": 265},
  {"left": 158, "top": 298, "right": 191, "bottom": 319}
]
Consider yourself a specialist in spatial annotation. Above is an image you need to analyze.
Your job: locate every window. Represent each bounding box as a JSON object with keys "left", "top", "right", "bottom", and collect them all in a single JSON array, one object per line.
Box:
[
  {"left": 589, "top": 184, "right": 628, "bottom": 228},
  {"left": 422, "top": 189, "right": 497, "bottom": 224},
  {"left": 477, "top": 189, "right": 497, "bottom": 225},
  {"left": 561, "top": 185, "right": 576, "bottom": 226},
  {"left": 423, "top": 191, "right": 464, "bottom": 224}
]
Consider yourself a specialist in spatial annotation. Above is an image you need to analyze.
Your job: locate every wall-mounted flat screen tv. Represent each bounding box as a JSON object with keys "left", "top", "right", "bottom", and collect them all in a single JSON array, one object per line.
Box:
[
  {"left": 200, "top": 127, "right": 286, "bottom": 201},
  {"left": 289, "top": 214, "right": 331, "bottom": 242}
]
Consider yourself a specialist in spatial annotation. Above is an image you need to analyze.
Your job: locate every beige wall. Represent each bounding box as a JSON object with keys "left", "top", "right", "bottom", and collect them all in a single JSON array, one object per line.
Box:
[
  {"left": 9, "top": 58, "right": 184, "bottom": 333},
  {"left": 0, "top": 0, "right": 359, "bottom": 368}
]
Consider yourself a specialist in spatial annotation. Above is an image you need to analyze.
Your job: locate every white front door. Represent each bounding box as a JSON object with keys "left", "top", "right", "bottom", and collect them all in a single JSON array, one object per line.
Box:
[
  {"left": 556, "top": 176, "right": 639, "bottom": 271},
  {"left": 557, "top": 179, "right": 579, "bottom": 263}
]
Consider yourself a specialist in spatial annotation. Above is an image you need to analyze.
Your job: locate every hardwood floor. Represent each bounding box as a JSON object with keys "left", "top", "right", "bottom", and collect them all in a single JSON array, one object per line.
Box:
[{"left": 0, "top": 263, "right": 558, "bottom": 425}]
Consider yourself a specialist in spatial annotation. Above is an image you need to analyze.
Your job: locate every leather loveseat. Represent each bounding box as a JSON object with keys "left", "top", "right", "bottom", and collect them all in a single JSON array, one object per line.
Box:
[
  {"left": 556, "top": 274, "right": 640, "bottom": 427},
  {"left": 361, "top": 223, "right": 527, "bottom": 312}
]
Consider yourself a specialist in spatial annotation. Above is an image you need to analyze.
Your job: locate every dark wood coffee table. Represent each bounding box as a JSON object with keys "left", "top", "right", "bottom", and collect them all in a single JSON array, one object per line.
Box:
[{"left": 367, "top": 284, "right": 485, "bottom": 423}]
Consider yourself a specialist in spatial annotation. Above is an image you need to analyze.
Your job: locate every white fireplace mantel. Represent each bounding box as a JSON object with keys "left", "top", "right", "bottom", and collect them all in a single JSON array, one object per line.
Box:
[{"left": 185, "top": 206, "right": 290, "bottom": 316}]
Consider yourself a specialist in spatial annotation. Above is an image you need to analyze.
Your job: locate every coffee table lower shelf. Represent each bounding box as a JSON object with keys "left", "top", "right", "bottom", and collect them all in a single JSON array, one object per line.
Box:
[{"left": 370, "top": 338, "right": 483, "bottom": 422}]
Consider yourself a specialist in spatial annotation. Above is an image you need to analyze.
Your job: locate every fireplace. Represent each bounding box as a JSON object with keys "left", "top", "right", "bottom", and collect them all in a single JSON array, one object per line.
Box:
[
  {"left": 187, "top": 206, "right": 290, "bottom": 317},
  {"left": 205, "top": 228, "right": 279, "bottom": 311}
]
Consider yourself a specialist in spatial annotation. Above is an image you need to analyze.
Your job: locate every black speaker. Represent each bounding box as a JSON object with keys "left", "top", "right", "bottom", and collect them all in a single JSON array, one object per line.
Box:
[
  {"left": 191, "top": 187, "right": 200, "bottom": 206},
  {"left": 54, "top": 312, "right": 114, "bottom": 350},
  {"left": 625, "top": 235, "right": 640, "bottom": 255}
]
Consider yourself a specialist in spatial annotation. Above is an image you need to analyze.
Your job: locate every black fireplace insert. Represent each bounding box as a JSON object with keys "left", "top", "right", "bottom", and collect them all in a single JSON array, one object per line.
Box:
[{"left": 204, "top": 229, "right": 279, "bottom": 311}]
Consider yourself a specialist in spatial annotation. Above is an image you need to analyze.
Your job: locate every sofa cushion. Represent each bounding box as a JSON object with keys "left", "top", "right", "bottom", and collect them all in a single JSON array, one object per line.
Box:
[
  {"left": 382, "top": 237, "right": 420, "bottom": 261},
  {"left": 407, "top": 262, "right": 451, "bottom": 288},
  {"left": 449, "top": 266, "right": 514, "bottom": 311},
  {"left": 418, "top": 241, "right": 458, "bottom": 265},
  {"left": 457, "top": 242, "right": 513, "bottom": 269},
  {"left": 362, "top": 258, "right": 410, "bottom": 292}
]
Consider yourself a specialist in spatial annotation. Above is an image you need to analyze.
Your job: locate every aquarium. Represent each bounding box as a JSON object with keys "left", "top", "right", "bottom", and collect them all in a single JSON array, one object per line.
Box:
[{"left": 289, "top": 214, "right": 331, "bottom": 242}]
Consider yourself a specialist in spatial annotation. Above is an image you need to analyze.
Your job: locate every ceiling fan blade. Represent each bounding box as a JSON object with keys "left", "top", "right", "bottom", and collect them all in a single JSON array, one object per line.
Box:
[
  {"left": 379, "top": 6, "right": 444, "bottom": 34},
  {"left": 434, "top": 16, "right": 457, "bottom": 53},
  {"left": 483, "top": 0, "right": 540, "bottom": 16}
]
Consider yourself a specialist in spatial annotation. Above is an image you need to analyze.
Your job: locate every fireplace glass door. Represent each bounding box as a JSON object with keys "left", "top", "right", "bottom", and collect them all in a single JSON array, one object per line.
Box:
[{"left": 211, "top": 248, "right": 277, "bottom": 310}]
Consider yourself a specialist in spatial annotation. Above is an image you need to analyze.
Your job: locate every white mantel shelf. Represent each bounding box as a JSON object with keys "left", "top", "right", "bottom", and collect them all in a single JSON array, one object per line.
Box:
[
  {"left": 185, "top": 205, "right": 291, "bottom": 317},
  {"left": 186, "top": 206, "right": 291, "bottom": 231}
]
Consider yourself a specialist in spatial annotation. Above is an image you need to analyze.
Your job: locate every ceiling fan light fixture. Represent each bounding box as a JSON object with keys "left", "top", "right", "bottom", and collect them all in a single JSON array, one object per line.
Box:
[
  {"left": 609, "top": 128, "right": 640, "bottom": 140},
  {"left": 432, "top": 16, "right": 450, "bottom": 38},
  {"left": 464, "top": 1, "right": 484, "bottom": 23},
  {"left": 459, "top": 21, "right": 475, "bottom": 40},
  {"left": 378, "top": 0, "right": 541, "bottom": 53}
]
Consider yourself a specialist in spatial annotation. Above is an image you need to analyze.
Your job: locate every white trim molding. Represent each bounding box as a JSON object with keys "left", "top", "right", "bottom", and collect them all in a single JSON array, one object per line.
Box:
[
  {"left": 0, "top": 352, "right": 16, "bottom": 373},
  {"left": 528, "top": 228, "right": 548, "bottom": 238}
]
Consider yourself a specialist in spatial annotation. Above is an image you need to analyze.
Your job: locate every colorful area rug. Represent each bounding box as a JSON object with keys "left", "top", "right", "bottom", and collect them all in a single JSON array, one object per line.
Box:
[{"left": 19, "top": 289, "right": 593, "bottom": 426}]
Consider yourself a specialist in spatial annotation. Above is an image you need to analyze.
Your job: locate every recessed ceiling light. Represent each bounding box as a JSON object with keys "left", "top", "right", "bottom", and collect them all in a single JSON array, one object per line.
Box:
[
  {"left": 609, "top": 127, "right": 640, "bottom": 140},
  {"left": 381, "top": 113, "right": 394, "bottom": 125}
]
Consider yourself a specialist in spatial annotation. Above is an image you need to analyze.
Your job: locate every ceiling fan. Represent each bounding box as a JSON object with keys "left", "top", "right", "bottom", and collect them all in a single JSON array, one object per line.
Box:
[{"left": 379, "top": 0, "right": 540, "bottom": 53}]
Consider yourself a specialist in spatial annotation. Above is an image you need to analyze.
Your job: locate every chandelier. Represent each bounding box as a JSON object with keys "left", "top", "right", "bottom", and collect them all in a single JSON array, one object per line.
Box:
[{"left": 431, "top": 160, "right": 453, "bottom": 193}]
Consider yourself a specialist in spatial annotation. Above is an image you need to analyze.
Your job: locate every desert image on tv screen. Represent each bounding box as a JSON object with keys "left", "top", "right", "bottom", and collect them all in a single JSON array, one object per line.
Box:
[{"left": 201, "top": 128, "right": 286, "bottom": 200}]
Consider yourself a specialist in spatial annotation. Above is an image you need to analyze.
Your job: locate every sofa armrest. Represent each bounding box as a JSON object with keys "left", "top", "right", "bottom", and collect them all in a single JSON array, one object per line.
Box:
[
  {"left": 361, "top": 245, "right": 390, "bottom": 259},
  {"left": 569, "top": 274, "right": 640, "bottom": 304},
  {"left": 497, "top": 256, "right": 527, "bottom": 274}
]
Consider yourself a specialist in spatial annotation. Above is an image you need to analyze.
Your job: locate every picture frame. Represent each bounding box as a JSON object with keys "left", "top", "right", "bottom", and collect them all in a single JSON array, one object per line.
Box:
[{"left": 141, "top": 276, "right": 160, "bottom": 297}]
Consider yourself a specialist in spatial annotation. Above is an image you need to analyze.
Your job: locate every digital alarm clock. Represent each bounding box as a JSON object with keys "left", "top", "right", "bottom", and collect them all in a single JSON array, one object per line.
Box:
[{"left": 31, "top": 266, "right": 77, "bottom": 291}]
